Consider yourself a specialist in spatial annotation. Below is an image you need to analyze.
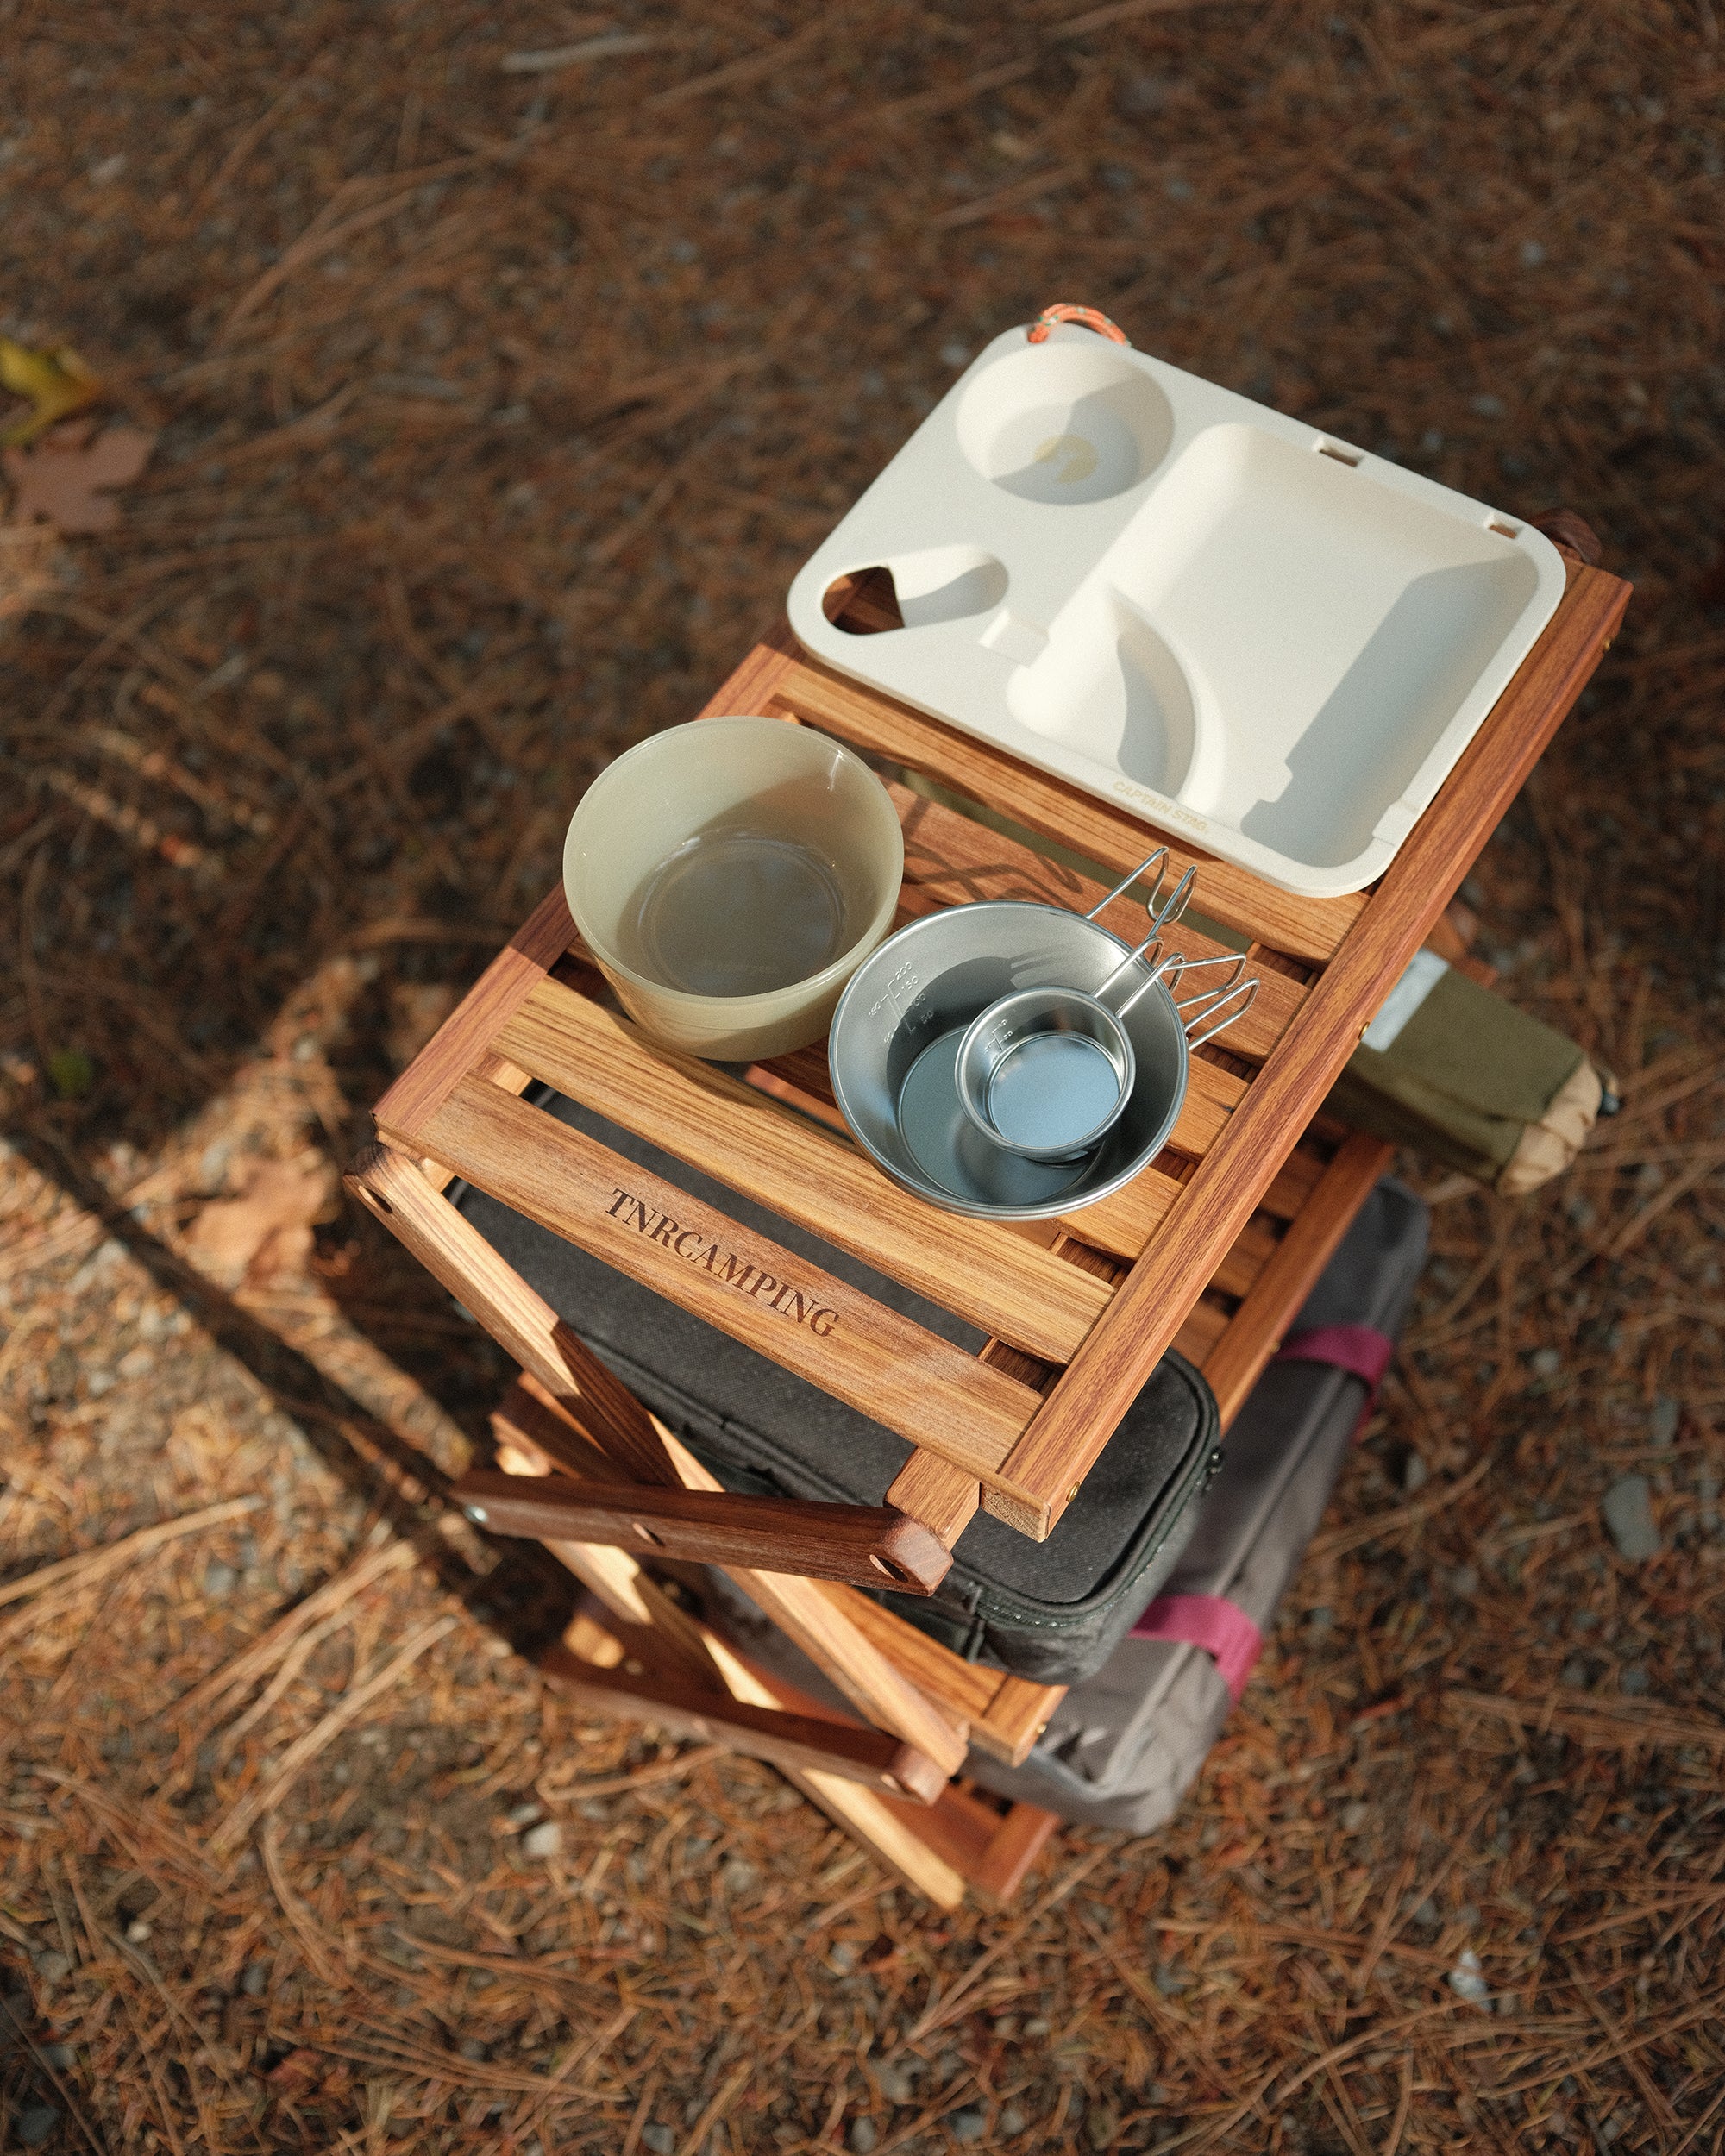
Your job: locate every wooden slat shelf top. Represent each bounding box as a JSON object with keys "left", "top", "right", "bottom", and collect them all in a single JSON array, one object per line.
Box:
[{"left": 370, "top": 555, "right": 1628, "bottom": 1545}]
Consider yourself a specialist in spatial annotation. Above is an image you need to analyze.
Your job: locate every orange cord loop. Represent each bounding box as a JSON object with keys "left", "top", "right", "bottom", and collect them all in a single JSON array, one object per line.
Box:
[{"left": 1026, "top": 303, "right": 1129, "bottom": 347}]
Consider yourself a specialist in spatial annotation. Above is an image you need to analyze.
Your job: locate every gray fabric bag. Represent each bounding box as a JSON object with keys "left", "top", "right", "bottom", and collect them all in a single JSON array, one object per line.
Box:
[{"left": 963, "top": 1176, "right": 1429, "bottom": 1831}]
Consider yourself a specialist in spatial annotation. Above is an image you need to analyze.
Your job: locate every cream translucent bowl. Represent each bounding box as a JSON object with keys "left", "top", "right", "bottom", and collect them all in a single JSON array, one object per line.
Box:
[{"left": 563, "top": 717, "right": 904, "bottom": 1061}]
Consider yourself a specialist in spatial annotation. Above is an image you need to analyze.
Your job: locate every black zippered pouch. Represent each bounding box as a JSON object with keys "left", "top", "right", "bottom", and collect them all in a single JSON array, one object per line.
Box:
[{"left": 448, "top": 1084, "right": 1222, "bottom": 1686}]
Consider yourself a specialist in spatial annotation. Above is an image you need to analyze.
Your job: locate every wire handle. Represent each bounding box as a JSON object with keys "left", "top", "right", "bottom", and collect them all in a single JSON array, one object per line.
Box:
[
  {"left": 1082, "top": 850, "right": 1195, "bottom": 932},
  {"left": 1147, "top": 861, "right": 1195, "bottom": 936},
  {"left": 1185, "top": 976, "right": 1258, "bottom": 1050},
  {"left": 1084, "top": 845, "right": 1165, "bottom": 920},
  {"left": 1171, "top": 952, "right": 1260, "bottom": 1049},
  {"left": 1027, "top": 304, "right": 1130, "bottom": 347},
  {"left": 1110, "top": 949, "right": 1185, "bottom": 1020},
  {"left": 1095, "top": 938, "right": 1180, "bottom": 1018}
]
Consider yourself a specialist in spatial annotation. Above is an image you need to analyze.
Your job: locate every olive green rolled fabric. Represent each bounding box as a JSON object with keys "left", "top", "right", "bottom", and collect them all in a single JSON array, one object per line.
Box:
[{"left": 1326, "top": 952, "right": 1611, "bottom": 1194}]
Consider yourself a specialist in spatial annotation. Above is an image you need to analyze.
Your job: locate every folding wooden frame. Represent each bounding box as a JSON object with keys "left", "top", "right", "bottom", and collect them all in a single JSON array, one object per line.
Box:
[{"left": 348, "top": 539, "right": 1627, "bottom": 1904}]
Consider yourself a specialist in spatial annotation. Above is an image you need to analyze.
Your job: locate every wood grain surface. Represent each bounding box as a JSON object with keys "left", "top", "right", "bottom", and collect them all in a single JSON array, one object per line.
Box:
[
  {"left": 346, "top": 1142, "right": 678, "bottom": 1486},
  {"left": 489, "top": 1375, "right": 971, "bottom": 1772},
  {"left": 493, "top": 976, "right": 1114, "bottom": 1362},
  {"left": 1201, "top": 1132, "right": 1394, "bottom": 1426},
  {"left": 537, "top": 1641, "right": 946, "bottom": 1803},
  {"left": 886, "top": 1451, "right": 982, "bottom": 1546},
  {"left": 373, "top": 884, "right": 574, "bottom": 1136},
  {"left": 451, "top": 1468, "right": 953, "bottom": 1596},
  {"left": 393, "top": 1074, "right": 1046, "bottom": 1492},
  {"left": 972, "top": 1674, "right": 1070, "bottom": 1768}
]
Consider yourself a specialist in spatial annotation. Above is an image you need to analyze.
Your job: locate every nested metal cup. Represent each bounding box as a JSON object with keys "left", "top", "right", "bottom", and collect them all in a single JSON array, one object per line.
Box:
[
  {"left": 954, "top": 985, "right": 1137, "bottom": 1161},
  {"left": 830, "top": 899, "right": 1258, "bottom": 1222}
]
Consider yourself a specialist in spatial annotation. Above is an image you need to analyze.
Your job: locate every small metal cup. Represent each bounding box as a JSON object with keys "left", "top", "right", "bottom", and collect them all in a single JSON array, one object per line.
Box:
[
  {"left": 954, "top": 891, "right": 1186, "bottom": 1161},
  {"left": 955, "top": 985, "right": 1138, "bottom": 1161}
]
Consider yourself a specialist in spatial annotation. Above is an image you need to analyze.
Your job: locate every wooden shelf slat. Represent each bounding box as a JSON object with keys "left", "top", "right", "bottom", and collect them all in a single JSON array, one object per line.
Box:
[
  {"left": 394, "top": 1073, "right": 1049, "bottom": 1496},
  {"left": 493, "top": 977, "right": 1114, "bottom": 1364},
  {"left": 971, "top": 1675, "right": 1068, "bottom": 1768},
  {"left": 537, "top": 1640, "right": 948, "bottom": 1804},
  {"left": 453, "top": 1467, "right": 954, "bottom": 1598},
  {"left": 1172, "top": 1296, "right": 1233, "bottom": 1365},
  {"left": 493, "top": 1375, "right": 971, "bottom": 1775},
  {"left": 1167, "top": 1056, "right": 1243, "bottom": 1156},
  {"left": 1052, "top": 1156, "right": 1184, "bottom": 1261}
]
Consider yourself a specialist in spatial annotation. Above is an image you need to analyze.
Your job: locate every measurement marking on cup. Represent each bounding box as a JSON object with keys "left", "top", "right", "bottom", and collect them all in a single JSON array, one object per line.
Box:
[{"left": 605, "top": 1188, "right": 839, "bottom": 1336}]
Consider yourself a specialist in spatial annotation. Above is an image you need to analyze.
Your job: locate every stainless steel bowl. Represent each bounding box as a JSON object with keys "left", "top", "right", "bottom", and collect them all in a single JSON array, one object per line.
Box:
[{"left": 828, "top": 901, "right": 1194, "bottom": 1221}]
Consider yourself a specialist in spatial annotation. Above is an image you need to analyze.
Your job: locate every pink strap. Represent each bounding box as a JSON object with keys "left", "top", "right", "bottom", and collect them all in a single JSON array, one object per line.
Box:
[
  {"left": 1276, "top": 1323, "right": 1395, "bottom": 1401},
  {"left": 1130, "top": 1592, "right": 1262, "bottom": 1704}
]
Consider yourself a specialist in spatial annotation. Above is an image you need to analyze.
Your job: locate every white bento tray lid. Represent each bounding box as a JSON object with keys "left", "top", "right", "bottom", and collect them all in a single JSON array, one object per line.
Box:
[{"left": 787, "top": 321, "right": 1566, "bottom": 899}]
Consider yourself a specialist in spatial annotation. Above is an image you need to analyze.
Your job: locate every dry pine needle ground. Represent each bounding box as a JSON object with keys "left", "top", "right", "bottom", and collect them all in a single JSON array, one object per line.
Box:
[{"left": 1, "top": 3, "right": 1722, "bottom": 2151}]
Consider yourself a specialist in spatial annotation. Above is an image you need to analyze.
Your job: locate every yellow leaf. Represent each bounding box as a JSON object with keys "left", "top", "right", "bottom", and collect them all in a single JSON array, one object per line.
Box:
[{"left": 0, "top": 339, "right": 102, "bottom": 447}]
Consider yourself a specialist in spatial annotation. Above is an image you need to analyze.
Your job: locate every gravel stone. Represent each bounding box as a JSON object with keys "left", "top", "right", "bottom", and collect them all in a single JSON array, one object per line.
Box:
[
  {"left": 849, "top": 2120, "right": 879, "bottom": 2153},
  {"left": 642, "top": 2128, "right": 675, "bottom": 2156},
  {"left": 950, "top": 2108, "right": 988, "bottom": 2143},
  {"left": 520, "top": 1821, "right": 562, "bottom": 1858},
  {"left": 1650, "top": 1395, "right": 1681, "bottom": 1447},
  {"left": 32, "top": 1950, "right": 72, "bottom": 1984},
  {"left": 1449, "top": 1946, "right": 1491, "bottom": 2005},
  {"left": 874, "top": 2060, "right": 919, "bottom": 2103},
  {"left": 15, "top": 2103, "right": 59, "bottom": 2147},
  {"left": 1603, "top": 1475, "right": 1661, "bottom": 1561}
]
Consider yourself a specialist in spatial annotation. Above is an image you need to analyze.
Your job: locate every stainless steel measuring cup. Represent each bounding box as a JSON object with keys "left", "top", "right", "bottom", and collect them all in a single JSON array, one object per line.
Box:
[
  {"left": 954, "top": 940, "right": 1185, "bottom": 1160},
  {"left": 951, "top": 848, "right": 1199, "bottom": 1162}
]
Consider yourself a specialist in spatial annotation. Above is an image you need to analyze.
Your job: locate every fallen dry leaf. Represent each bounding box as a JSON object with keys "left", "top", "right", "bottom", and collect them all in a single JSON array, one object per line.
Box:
[
  {"left": 185, "top": 1156, "right": 337, "bottom": 1288},
  {"left": 4, "top": 420, "right": 155, "bottom": 532},
  {"left": 0, "top": 336, "right": 102, "bottom": 446}
]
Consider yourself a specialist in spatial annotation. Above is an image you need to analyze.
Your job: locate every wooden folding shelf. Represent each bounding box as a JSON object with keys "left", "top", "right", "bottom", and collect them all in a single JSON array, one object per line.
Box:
[{"left": 348, "top": 537, "right": 1628, "bottom": 1907}]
